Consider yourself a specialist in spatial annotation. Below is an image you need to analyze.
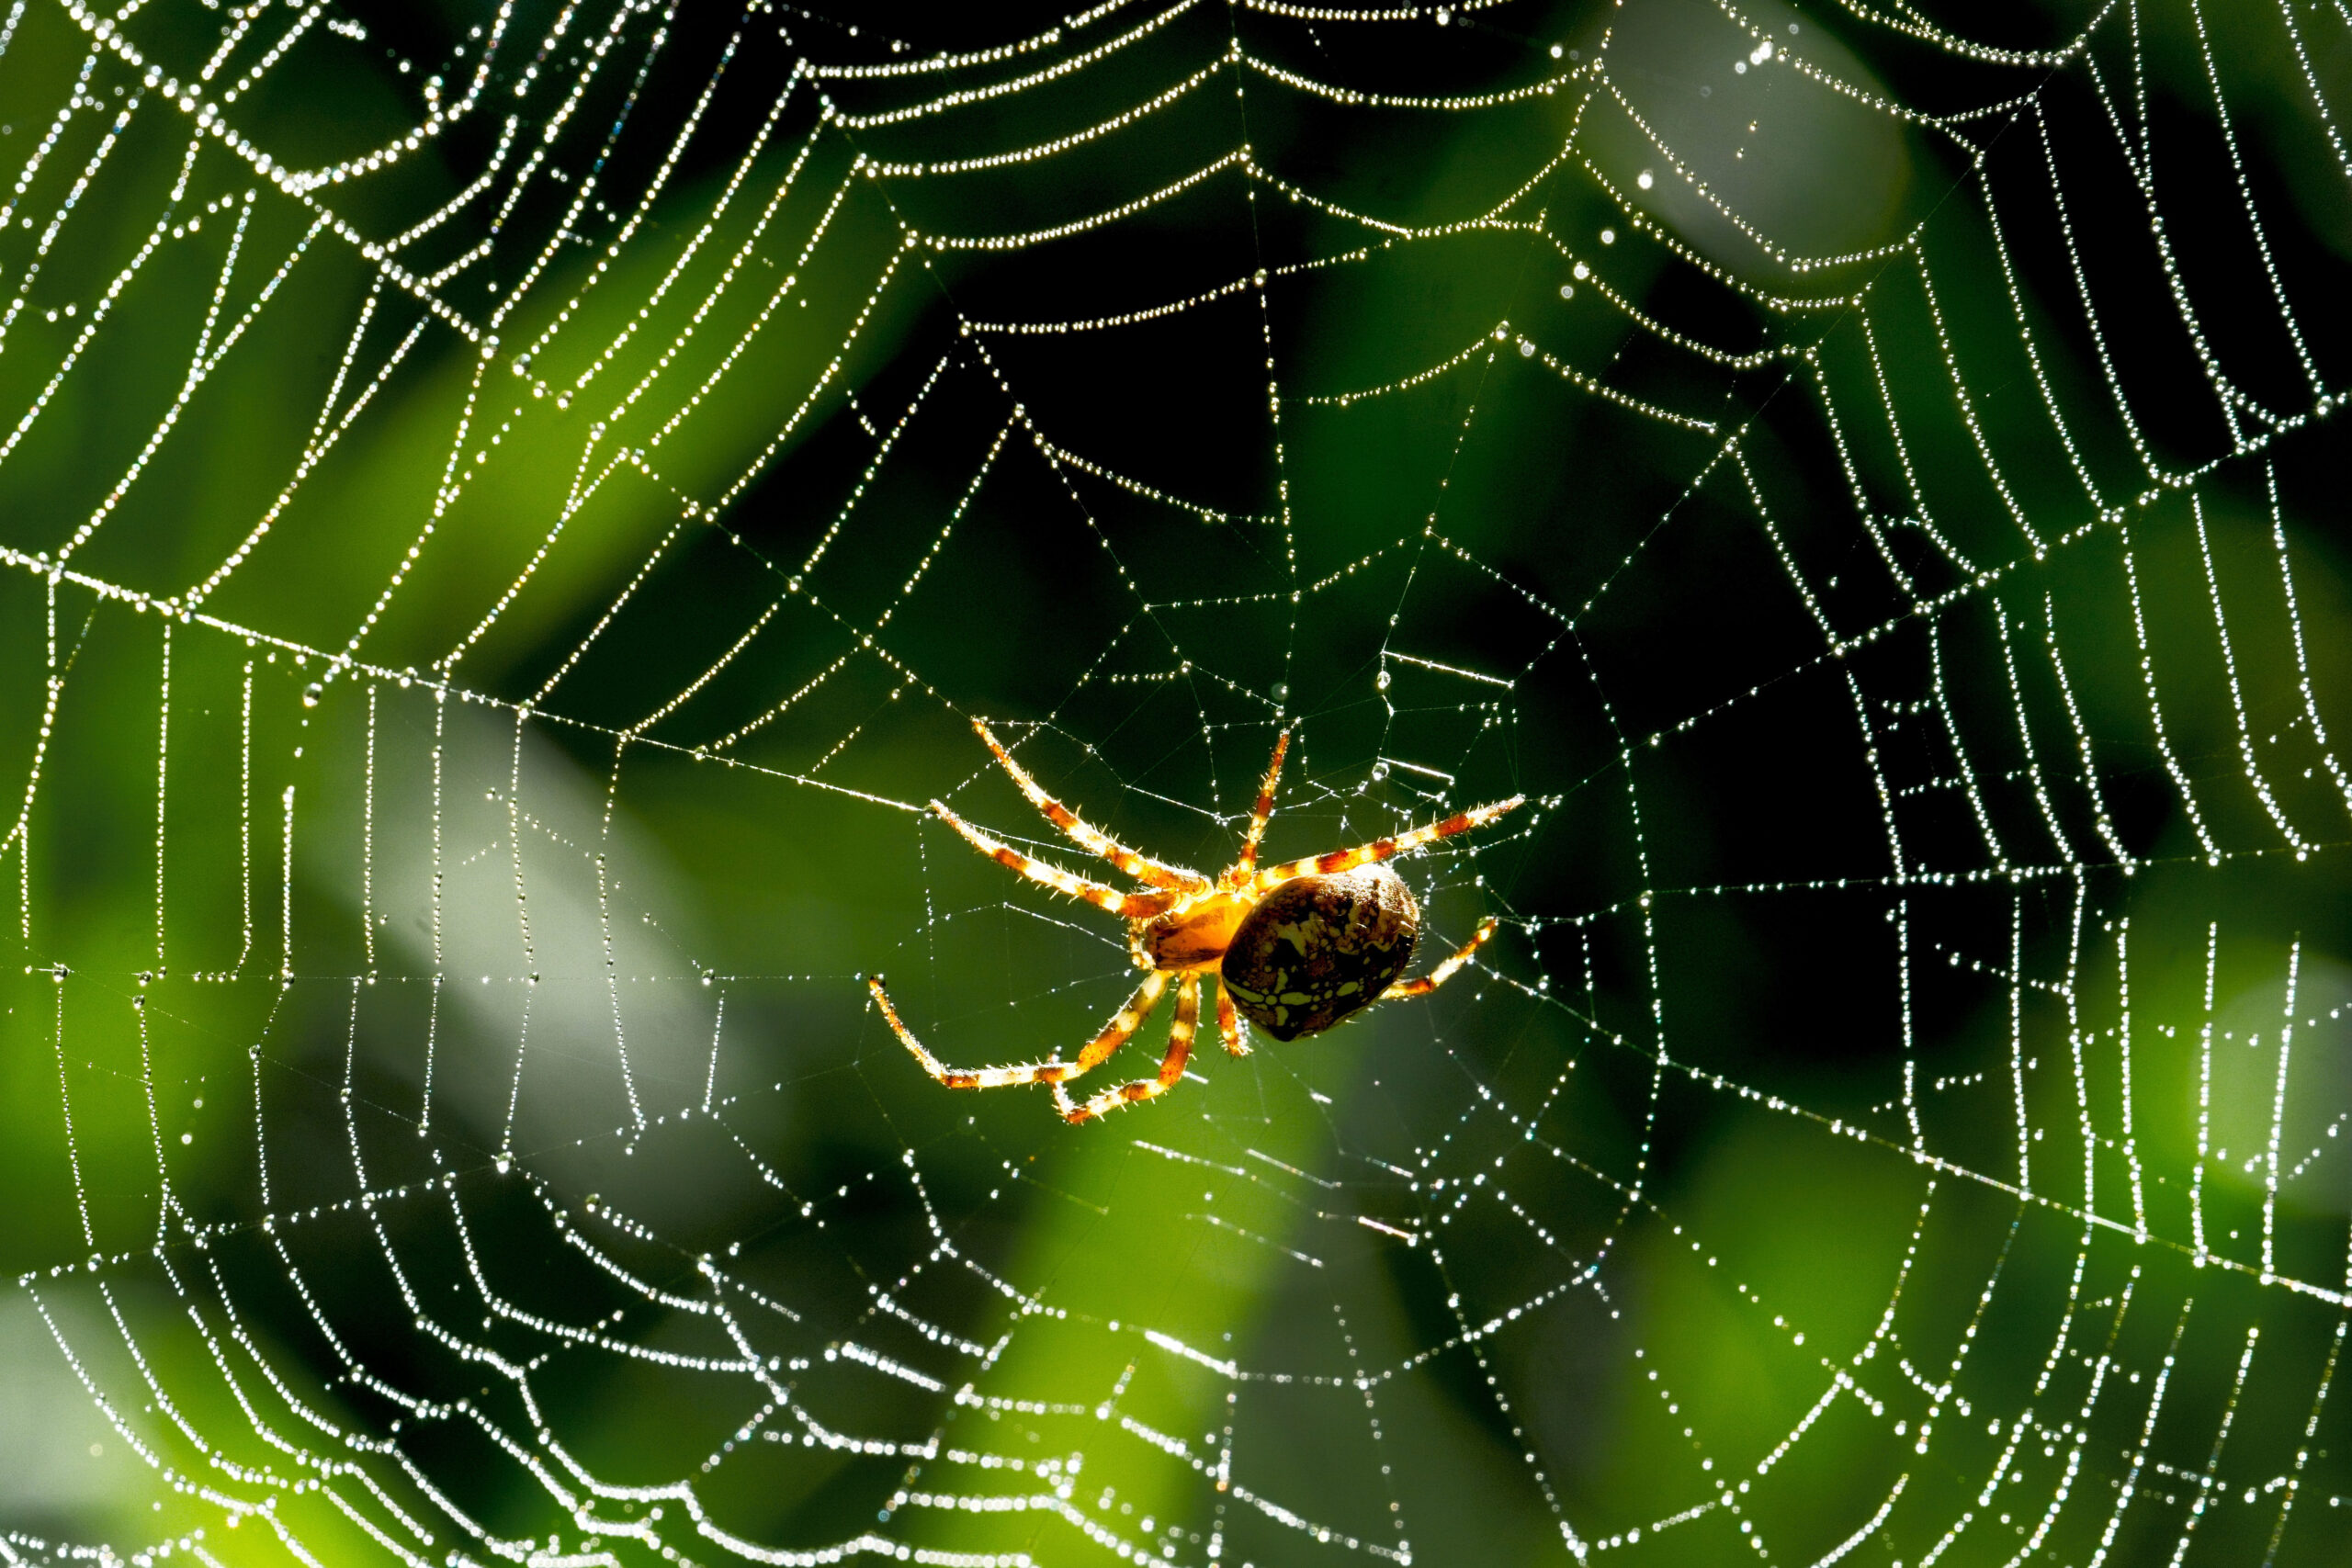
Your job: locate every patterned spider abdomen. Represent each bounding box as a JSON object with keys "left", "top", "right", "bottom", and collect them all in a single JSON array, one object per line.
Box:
[{"left": 1221, "top": 864, "right": 1419, "bottom": 1042}]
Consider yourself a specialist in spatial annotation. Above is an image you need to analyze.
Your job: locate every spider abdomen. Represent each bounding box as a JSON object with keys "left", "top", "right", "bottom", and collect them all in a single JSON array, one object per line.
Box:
[{"left": 1221, "top": 864, "right": 1419, "bottom": 1042}]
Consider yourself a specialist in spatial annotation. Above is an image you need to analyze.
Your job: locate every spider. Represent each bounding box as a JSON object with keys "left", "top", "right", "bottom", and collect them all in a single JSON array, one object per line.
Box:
[{"left": 869, "top": 720, "right": 1524, "bottom": 1123}]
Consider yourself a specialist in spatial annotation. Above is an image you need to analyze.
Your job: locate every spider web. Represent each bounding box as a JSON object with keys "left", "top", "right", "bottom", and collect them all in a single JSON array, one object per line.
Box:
[{"left": 2, "top": 0, "right": 2350, "bottom": 1564}]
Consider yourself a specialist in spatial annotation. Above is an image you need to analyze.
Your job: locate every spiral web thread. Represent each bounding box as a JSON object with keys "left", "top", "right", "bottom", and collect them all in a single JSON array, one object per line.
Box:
[{"left": 2, "top": 0, "right": 2350, "bottom": 1565}]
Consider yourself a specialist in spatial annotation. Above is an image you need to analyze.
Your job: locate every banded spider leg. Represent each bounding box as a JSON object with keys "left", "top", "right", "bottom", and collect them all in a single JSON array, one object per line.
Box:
[
  {"left": 1056, "top": 972, "right": 1201, "bottom": 1123},
  {"left": 869, "top": 970, "right": 1171, "bottom": 1092}
]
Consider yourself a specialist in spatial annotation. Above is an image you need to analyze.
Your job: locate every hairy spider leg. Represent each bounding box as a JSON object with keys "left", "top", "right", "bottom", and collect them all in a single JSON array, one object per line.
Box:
[
  {"left": 1383, "top": 917, "right": 1499, "bottom": 999},
  {"left": 1214, "top": 978, "right": 1250, "bottom": 1056},
  {"left": 971, "top": 719, "right": 1208, "bottom": 892},
  {"left": 929, "top": 800, "right": 1182, "bottom": 919},
  {"left": 869, "top": 971, "right": 1171, "bottom": 1091},
  {"left": 1250, "top": 795, "right": 1527, "bottom": 893},
  {"left": 1057, "top": 973, "right": 1200, "bottom": 1123},
  {"left": 1221, "top": 729, "right": 1292, "bottom": 890}
]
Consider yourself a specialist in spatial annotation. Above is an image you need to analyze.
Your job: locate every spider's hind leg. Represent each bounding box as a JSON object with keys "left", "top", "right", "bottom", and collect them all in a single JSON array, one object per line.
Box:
[
  {"left": 1215, "top": 977, "right": 1250, "bottom": 1057},
  {"left": 1250, "top": 795, "right": 1526, "bottom": 893},
  {"left": 1057, "top": 974, "right": 1200, "bottom": 1123},
  {"left": 870, "top": 971, "right": 1170, "bottom": 1092},
  {"left": 1382, "top": 918, "right": 1499, "bottom": 1000}
]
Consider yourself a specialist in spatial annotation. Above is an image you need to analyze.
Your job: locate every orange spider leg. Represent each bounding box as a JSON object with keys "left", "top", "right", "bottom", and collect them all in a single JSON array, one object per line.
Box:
[
  {"left": 972, "top": 720, "right": 1209, "bottom": 892},
  {"left": 1057, "top": 974, "right": 1200, "bottom": 1123},
  {"left": 1214, "top": 977, "right": 1250, "bottom": 1057},
  {"left": 930, "top": 800, "right": 1182, "bottom": 919},
  {"left": 1221, "top": 730, "right": 1292, "bottom": 890},
  {"left": 1383, "top": 918, "right": 1499, "bottom": 999},
  {"left": 870, "top": 971, "right": 1171, "bottom": 1091},
  {"left": 1250, "top": 795, "right": 1526, "bottom": 893}
]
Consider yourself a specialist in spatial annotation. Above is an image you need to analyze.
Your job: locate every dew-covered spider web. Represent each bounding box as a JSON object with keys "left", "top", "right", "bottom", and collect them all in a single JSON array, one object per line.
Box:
[{"left": 4, "top": 0, "right": 2352, "bottom": 1563}]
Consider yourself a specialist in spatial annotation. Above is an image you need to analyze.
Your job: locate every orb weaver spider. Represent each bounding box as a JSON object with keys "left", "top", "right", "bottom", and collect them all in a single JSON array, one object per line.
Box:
[{"left": 869, "top": 721, "right": 1524, "bottom": 1123}]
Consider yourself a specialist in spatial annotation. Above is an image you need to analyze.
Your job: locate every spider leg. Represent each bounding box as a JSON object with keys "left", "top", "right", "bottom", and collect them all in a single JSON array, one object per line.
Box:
[
  {"left": 869, "top": 971, "right": 1171, "bottom": 1090},
  {"left": 1382, "top": 918, "right": 1499, "bottom": 999},
  {"left": 972, "top": 720, "right": 1209, "bottom": 892},
  {"left": 1215, "top": 976, "right": 1250, "bottom": 1057},
  {"left": 1057, "top": 974, "right": 1200, "bottom": 1123},
  {"left": 931, "top": 800, "right": 1182, "bottom": 919},
  {"left": 1250, "top": 794, "right": 1525, "bottom": 892},
  {"left": 1220, "top": 730, "right": 1291, "bottom": 890}
]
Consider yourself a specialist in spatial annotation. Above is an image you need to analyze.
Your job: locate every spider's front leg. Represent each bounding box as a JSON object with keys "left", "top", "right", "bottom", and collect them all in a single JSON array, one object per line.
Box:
[
  {"left": 1056, "top": 973, "right": 1201, "bottom": 1123},
  {"left": 930, "top": 800, "right": 1182, "bottom": 919},
  {"left": 870, "top": 971, "right": 1170, "bottom": 1092},
  {"left": 971, "top": 720, "right": 1209, "bottom": 892},
  {"left": 1219, "top": 729, "right": 1291, "bottom": 890}
]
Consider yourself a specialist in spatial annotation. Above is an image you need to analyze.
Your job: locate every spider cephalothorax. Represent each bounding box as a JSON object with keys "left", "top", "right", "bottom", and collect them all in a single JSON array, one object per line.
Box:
[{"left": 869, "top": 722, "right": 1523, "bottom": 1122}]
